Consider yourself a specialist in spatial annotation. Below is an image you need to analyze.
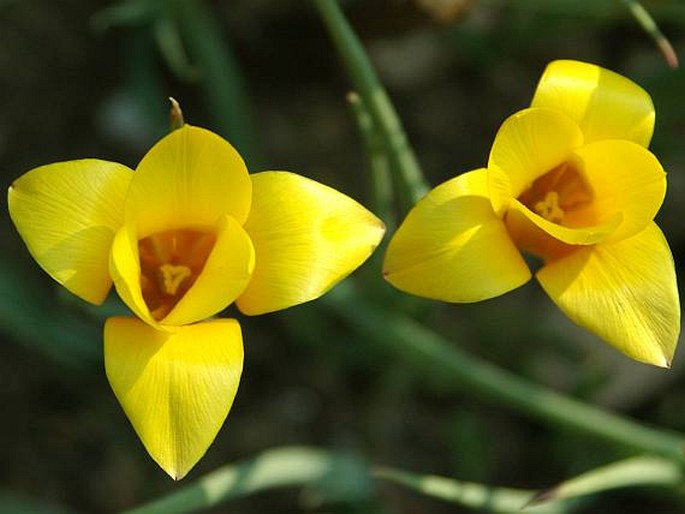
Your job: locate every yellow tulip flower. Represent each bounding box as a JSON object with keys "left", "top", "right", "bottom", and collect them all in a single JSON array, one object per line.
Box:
[
  {"left": 9, "top": 125, "right": 385, "bottom": 478},
  {"left": 384, "top": 60, "right": 679, "bottom": 367}
]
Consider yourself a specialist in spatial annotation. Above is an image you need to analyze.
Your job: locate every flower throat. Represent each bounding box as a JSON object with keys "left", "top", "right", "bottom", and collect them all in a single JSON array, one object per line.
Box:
[{"left": 139, "top": 229, "right": 216, "bottom": 321}]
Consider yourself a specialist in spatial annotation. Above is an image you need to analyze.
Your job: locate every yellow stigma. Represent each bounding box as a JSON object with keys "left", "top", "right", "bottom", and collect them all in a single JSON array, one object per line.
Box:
[
  {"left": 534, "top": 190, "right": 564, "bottom": 224},
  {"left": 159, "top": 264, "right": 192, "bottom": 295}
]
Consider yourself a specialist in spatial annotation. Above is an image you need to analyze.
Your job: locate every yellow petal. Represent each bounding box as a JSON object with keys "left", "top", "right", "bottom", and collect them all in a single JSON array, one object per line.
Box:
[
  {"left": 110, "top": 214, "right": 255, "bottom": 327},
  {"left": 488, "top": 108, "right": 584, "bottom": 216},
  {"left": 104, "top": 316, "right": 243, "bottom": 479},
  {"left": 109, "top": 224, "right": 156, "bottom": 325},
  {"left": 236, "top": 171, "right": 385, "bottom": 315},
  {"left": 127, "top": 125, "right": 251, "bottom": 238},
  {"left": 507, "top": 199, "right": 622, "bottom": 247},
  {"left": 8, "top": 160, "right": 132, "bottom": 304},
  {"left": 572, "top": 140, "right": 665, "bottom": 242},
  {"left": 383, "top": 169, "right": 531, "bottom": 302},
  {"left": 537, "top": 223, "right": 679, "bottom": 367},
  {"left": 531, "top": 60, "right": 655, "bottom": 147}
]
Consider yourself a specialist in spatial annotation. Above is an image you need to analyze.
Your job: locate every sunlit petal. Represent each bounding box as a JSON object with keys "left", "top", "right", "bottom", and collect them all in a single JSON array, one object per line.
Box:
[
  {"left": 109, "top": 224, "right": 156, "bottom": 326},
  {"left": 8, "top": 159, "right": 132, "bottom": 304},
  {"left": 127, "top": 125, "right": 252, "bottom": 237},
  {"left": 384, "top": 169, "right": 531, "bottom": 302},
  {"left": 531, "top": 60, "right": 655, "bottom": 146},
  {"left": 537, "top": 223, "right": 679, "bottom": 367},
  {"left": 163, "top": 215, "right": 255, "bottom": 325},
  {"left": 105, "top": 316, "right": 243, "bottom": 480},
  {"left": 488, "top": 108, "right": 584, "bottom": 215},
  {"left": 236, "top": 171, "right": 385, "bottom": 315},
  {"left": 572, "top": 140, "right": 665, "bottom": 242},
  {"left": 507, "top": 199, "right": 622, "bottom": 247}
]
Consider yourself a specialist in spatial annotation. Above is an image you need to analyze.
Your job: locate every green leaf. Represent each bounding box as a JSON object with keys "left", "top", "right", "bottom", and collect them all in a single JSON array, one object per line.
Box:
[{"left": 119, "top": 447, "right": 371, "bottom": 514}]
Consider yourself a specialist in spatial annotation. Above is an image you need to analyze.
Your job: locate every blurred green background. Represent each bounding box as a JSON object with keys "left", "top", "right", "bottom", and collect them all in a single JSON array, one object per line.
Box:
[{"left": 1, "top": 1, "right": 685, "bottom": 512}]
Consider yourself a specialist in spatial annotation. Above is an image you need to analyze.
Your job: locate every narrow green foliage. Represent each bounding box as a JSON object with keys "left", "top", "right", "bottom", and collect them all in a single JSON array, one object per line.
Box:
[
  {"left": 313, "top": 0, "right": 430, "bottom": 212},
  {"left": 527, "top": 455, "right": 684, "bottom": 506},
  {"left": 374, "top": 466, "right": 574, "bottom": 514},
  {"left": 620, "top": 0, "right": 679, "bottom": 68},
  {"left": 324, "top": 281, "right": 685, "bottom": 461},
  {"left": 119, "top": 447, "right": 371, "bottom": 514},
  {"left": 346, "top": 91, "right": 395, "bottom": 230}
]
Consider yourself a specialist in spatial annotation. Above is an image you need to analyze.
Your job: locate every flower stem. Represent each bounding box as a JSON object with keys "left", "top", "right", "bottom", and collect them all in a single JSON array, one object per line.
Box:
[
  {"left": 620, "top": 0, "right": 679, "bottom": 68},
  {"left": 312, "top": 0, "right": 429, "bottom": 210},
  {"left": 119, "top": 447, "right": 370, "bottom": 514},
  {"left": 324, "top": 281, "right": 685, "bottom": 461},
  {"left": 346, "top": 91, "right": 395, "bottom": 230}
]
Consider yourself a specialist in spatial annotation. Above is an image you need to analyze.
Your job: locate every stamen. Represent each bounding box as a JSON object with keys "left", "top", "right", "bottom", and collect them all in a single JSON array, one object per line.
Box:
[
  {"left": 159, "top": 264, "right": 192, "bottom": 296},
  {"left": 138, "top": 228, "right": 216, "bottom": 321},
  {"left": 534, "top": 191, "right": 564, "bottom": 223}
]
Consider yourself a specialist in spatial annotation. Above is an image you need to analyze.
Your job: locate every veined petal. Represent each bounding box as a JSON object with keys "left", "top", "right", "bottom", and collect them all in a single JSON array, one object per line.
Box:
[
  {"left": 572, "top": 140, "right": 665, "bottom": 242},
  {"left": 531, "top": 60, "right": 655, "bottom": 147},
  {"left": 105, "top": 316, "right": 243, "bottom": 480},
  {"left": 384, "top": 169, "right": 531, "bottom": 302},
  {"left": 109, "top": 224, "right": 156, "bottom": 326},
  {"left": 8, "top": 160, "right": 132, "bottom": 304},
  {"left": 488, "top": 108, "right": 584, "bottom": 215},
  {"left": 127, "top": 125, "right": 251, "bottom": 238},
  {"left": 163, "top": 215, "right": 255, "bottom": 325},
  {"left": 236, "top": 171, "right": 385, "bottom": 315},
  {"left": 537, "top": 223, "right": 679, "bottom": 367}
]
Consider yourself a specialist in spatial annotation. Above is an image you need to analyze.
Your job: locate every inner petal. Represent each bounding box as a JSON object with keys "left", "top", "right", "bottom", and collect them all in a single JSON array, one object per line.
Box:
[
  {"left": 139, "top": 229, "right": 216, "bottom": 321},
  {"left": 505, "top": 160, "right": 622, "bottom": 262},
  {"left": 517, "top": 161, "right": 595, "bottom": 228}
]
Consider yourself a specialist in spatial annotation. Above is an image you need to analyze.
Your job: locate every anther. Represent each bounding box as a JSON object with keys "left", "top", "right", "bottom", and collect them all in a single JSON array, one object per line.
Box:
[
  {"left": 159, "top": 264, "right": 192, "bottom": 296},
  {"left": 534, "top": 191, "right": 564, "bottom": 224}
]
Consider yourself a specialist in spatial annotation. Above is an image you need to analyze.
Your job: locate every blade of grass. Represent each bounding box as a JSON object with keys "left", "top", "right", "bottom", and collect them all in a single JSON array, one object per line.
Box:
[
  {"left": 527, "top": 455, "right": 683, "bottom": 506},
  {"left": 119, "top": 447, "right": 370, "bottom": 514},
  {"left": 313, "top": 0, "right": 429, "bottom": 210},
  {"left": 374, "top": 466, "right": 574, "bottom": 514},
  {"left": 323, "top": 281, "right": 685, "bottom": 461},
  {"left": 346, "top": 91, "right": 395, "bottom": 230},
  {"left": 167, "top": 0, "right": 258, "bottom": 165},
  {"left": 620, "top": 0, "right": 679, "bottom": 68}
]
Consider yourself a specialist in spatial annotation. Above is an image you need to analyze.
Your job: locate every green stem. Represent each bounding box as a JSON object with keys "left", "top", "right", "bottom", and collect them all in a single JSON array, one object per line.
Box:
[
  {"left": 373, "top": 466, "right": 571, "bottom": 514},
  {"left": 620, "top": 0, "right": 679, "bottom": 68},
  {"left": 324, "top": 282, "right": 685, "bottom": 461},
  {"left": 169, "top": 0, "right": 258, "bottom": 164},
  {"left": 119, "top": 447, "right": 370, "bottom": 514},
  {"left": 313, "top": 0, "right": 429, "bottom": 209},
  {"left": 346, "top": 91, "right": 395, "bottom": 230}
]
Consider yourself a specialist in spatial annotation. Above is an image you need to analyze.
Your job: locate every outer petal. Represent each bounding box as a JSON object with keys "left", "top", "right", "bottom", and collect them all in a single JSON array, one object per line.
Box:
[
  {"left": 236, "top": 171, "right": 385, "bottom": 315},
  {"left": 383, "top": 169, "right": 531, "bottom": 302},
  {"left": 531, "top": 60, "right": 655, "bottom": 147},
  {"left": 572, "top": 140, "right": 665, "bottom": 242},
  {"left": 488, "top": 108, "right": 584, "bottom": 216},
  {"left": 110, "top": 214, "right": 255, "bottom": 328},
  {"left": 127, "top": 125, "right": 252, "bottom": 238},
  {"left": 8, "top": 159, "right": 132, "bottom": 304},
  {"left": 105, "top": 316, "right": 243, "bottom": 479},
  {"left": 537, "top": 223, "right": 679, "bottom": 367}
]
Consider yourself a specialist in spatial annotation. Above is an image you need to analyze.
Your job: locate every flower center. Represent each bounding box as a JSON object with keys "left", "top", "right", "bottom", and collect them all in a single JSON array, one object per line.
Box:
[
  {"left": 138, "top": 229, "right": 216, "bottom": 321},
  {"left": 534, "top": 191, "right": 564, "bottom": 224},
  {"left": 518, "top": 161, "right": 593, "bottom": 228}
]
